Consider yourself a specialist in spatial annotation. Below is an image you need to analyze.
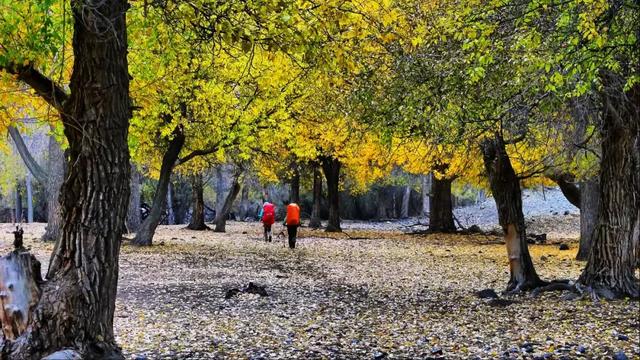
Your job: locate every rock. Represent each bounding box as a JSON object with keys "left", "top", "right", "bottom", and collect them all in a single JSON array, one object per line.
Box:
[
  {"left": 488, "top": 298, "right": 517, "bottom": 307},
  {"left": 564, "top": 210, "right": 570, "bottom": 215},
  {"left": 617, "top": 334, "right": 629, "bottom": 341},
  {"left": 134, "top": 356, "right": 148, "bottom": 360},
  {"left": 613, "top": 351, "right": 628, "bottom": 360},
  {"left": 559, "top": 244, "right": 570, "bottom": 250},
  {"left": 42, "top": 350, "right": 82, "bottom": 360},
  {"left": 476, "top": 288, "right": 499, "bottom": 299},
  {"left": 245, "top": 282, "right": 268, "bottom": 296},
  {"left": 373, "top": 350, "right": 387, "bottom": 359},
  {"left": 577, "top": 345, "right": 587, "bottom": 353},
  {"left": 224, "top": 288, "right": 242, "bottom": 299},
  {"left": 431, "top": 346, "right": 443, "bottom": 355},
  {"left": 521, "top": 342, "right": 535, "bottom": 353}
]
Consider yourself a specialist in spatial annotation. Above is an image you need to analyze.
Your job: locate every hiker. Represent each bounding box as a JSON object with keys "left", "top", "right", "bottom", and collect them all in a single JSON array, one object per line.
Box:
[
  {"left": 284, "top": 201, "right": 301, "bottom": 249},
  {"left": 260, "top": 201, "right": 275, "bottom": 242}
]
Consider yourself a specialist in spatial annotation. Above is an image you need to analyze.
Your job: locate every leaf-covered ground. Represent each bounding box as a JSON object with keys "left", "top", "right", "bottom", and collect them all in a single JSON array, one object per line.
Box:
[{"left": 1, "top": 222, "right": 638, "bottom": 359}]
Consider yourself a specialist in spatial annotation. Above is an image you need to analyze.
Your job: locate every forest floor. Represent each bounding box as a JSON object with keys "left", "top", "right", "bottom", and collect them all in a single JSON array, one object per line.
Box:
[{"left": 1, "top": 221, "right": 638, "bottom": 359}]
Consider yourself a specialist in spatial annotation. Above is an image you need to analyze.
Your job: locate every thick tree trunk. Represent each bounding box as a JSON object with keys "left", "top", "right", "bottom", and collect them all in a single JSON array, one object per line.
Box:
[
  {"left": 214, "top": 175, "right": 242, "bottom": 233},
  {"left": 481, "top": 134, "right": 544, "bottom": 292},
  {"left": 309, "top": 165, "right": 322, "bottom": 229},
  {"left": 577, "top": 179, "right": 599, "bottom": 261},
  {"left": 578, "top": 79, "right": 640, "bottom": 298},
  {"left": 1, "top": 1, "right": 132, "bottom": 357},
  {"left": 187, "top": 174, "right": 209, "bottom": 230},
  {"left": 429, "top": 177, "right": 456, "bottom": 232},
  {"left": 238, "top": 182, "right": 250, "bottom": 220},
  {"left": 126, "top": 164, "right": 142, "bottom": 233},
  {"left": 42, "top": 135, "right": 64, "bottom": 242},
  {"left": 376, "top": 188, "right": 388, "bottom": 220},
  {"left": 320, "top": 156, "right": 341, "bottom": 232},
  {"left": 26, "top": 174, "right": 33, "bottom": 223},
  {"left": 133, "top": 128, "right": 185, "bottom": 246}
]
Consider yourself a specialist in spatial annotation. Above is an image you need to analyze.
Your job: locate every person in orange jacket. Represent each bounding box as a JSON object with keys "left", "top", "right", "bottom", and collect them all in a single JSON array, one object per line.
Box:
[{"left": 284, "top": 201, "right": 301, "bottom": 249}]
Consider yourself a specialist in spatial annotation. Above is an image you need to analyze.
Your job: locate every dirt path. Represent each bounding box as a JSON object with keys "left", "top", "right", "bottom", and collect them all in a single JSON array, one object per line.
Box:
[{"left": 0, "top": 223, "right": 637, "bottom": 359}]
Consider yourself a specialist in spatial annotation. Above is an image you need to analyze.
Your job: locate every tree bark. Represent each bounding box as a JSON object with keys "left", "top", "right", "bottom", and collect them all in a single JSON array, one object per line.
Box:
[
  {"left": 429, "top": 177, "right": 456, "bottom": 232},
  {"left": 213, "top": 174, "right": 242, "bottom": 232},
  {"left": 576, "top": 179, "right": 599, "bottom": 261},
  {"left": 1, "top": 0, "right": 132, "bottom": 357},
  {"left": 578, "top": 78, "right": 640, "bottom": 298},
  {"left": 187, "top": 174, "right": 209, "bottom": 230},
  {"left": 126, "top": 164, "right": 142, "bottom": 233},
  {"left": 309, "top": 165, "right": 322, "bottom": 229},
  {"left": 42, "top": 134, "right": 65, "bottom": 242},
  {"left": 320, "top": 156, "right": 341, "bottom": 232},
  {"left": 133, "top": 129, "right": 185, "bottom": 246},
  {"left": 481, "top": 134, "right": 544, "bottom": 292}
]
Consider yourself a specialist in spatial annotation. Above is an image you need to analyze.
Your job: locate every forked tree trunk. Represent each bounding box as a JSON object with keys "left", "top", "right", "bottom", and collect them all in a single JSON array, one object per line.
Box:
[
  {"left": 14, "top": 182, "right": 23, "bottom": 223},
  {"left": 429, "top": 177, "right": 456, "bottom": 232},
  {"left": 320, "top": 156, "right": 341, "bottom": 232},
  {"left": 126, "top": 164, "right": 142, "bottom": 233},
  {"left": 214, "top": 174, "right": 242, "bottom": 233},
  {"left": 481, "top": 134, "right": 544, "bottom": 292},
  {"left": 309, "top": 165, "right": 322, "bottom": 228},
  {"left": 1, "top": 1, "right": 132, "bottom": 357},
  {"left": 577, "top": 179, "right": 599, "bottom": 261},
  {"left": 578, "top": 79, "right": 640, "bottom": 298},
  {"left": 43, "top": 135, "right": 64, "bottom": 242},
  {"left": 187, "top": 174, "right": 209, "bottom": 230},
  {"left": 133, "top": 128, "right": 185, "bottom": 246}
]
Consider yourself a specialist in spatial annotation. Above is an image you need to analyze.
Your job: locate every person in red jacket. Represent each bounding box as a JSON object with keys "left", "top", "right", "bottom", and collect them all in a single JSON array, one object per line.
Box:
[
  {"left": 260, "top": 202, "right": 275, "bottom": 242},
  {"left": 284, "top": 201, "right": 301, "bottom": 249}
]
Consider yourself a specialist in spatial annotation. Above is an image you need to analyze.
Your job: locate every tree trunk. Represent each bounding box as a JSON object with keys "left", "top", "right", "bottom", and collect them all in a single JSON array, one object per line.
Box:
[
  {"left": 238, "top": 182, "right": 250, "bottom": 220},
  {"left": 290, "top": 166, "right": 300, "bottom": 204},
  {"left": 166, "top": 181, "right": 175, "bottom": 225},
  {"left": 576, "top": 179, "right": 599, "bottom": 261},
  {"left": 1, "top": 1, "right": 132, "bottom": 357},
  {"left": 126, "top": 164, "right": 142, "bottom": 233},
  {"left": 26, "top": 173, "right": 33, "bottom": 223},
  {"left": 578, "top": 78, "right": 639, "bottom": 298},
  {"left": 421, "top": 174, "right": 432, "bottom": 217},
  {"left": 481, "top": 134, "right": 544, "bottom": 292},
  {"left": 376, "top": 188, "right": 388, "bottom": 220},
  {"left": 187, "top": 174, "right": 209, "bottom": 230},
  {"left": 309, "top": 165, "right": 322, "bottom": 228},
  {"left": 214, "top": 174, "right": 242, "bottom": 233},
  {"left": 42, "top": 134, "right": 65, "bottom": 242},
  {"left": 548, "top": 173, "right": 581, "bottom": 208},
  {"left": 15, "top": 182, "right": 23, "bottom": 223},
  {"left": 320, "top": 156, "right": 341, "bottom": 232},
  {"left": 133, "top": 128, "right": 185, "bottom": 246},
  {"left": 429, "top": 177, "right": 456, "bottom": 232},
  {"left": 400, "top": 186, "right": 410, "bottom": 219}
]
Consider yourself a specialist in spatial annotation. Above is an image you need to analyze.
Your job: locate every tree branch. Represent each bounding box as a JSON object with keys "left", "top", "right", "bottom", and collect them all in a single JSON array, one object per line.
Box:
[
  {"left": 7, "top": 126, "right": 49, "bottom": 184},
  {"left": 1, "top": 63, "right": 68, "bottom": 112}
]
